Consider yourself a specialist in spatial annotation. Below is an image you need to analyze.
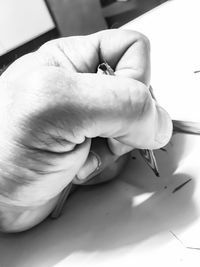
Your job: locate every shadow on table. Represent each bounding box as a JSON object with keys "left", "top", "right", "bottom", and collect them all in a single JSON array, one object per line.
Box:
[{"left": 0, "top": 134, "right": 198, "bottom": 267}]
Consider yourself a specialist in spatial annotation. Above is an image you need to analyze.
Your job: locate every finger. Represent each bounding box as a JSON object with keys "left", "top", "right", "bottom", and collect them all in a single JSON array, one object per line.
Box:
[
  {"left": 73, "top": 138, "right": 120, "bottom": 185},
  {"left": 82, "top": 154, "right": 128, "bottom": 185},
  {"left": 92, "top": 29, "right": 151, "bottom": 84},
  {"left": 75, "top": 150, "right": 102, "bottom": 183},
  {"left": 28, "top": 68, "right": 172, "bottom": 150},
  {"left": 40, "top": 30, "right": 150, "bottom": 84},
  {"left": 73, "top": 139, "right": 132, "bottom": 186}
]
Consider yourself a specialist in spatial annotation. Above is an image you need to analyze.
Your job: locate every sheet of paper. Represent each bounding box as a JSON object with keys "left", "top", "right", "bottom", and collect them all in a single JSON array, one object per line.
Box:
[{"left": 122, "top": 0, "right": 200, "bottom": 122}]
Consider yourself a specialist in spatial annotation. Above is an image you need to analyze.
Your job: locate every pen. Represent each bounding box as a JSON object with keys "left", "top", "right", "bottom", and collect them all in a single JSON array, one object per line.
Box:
[
  {"left": 98, "top": 62, "right": 160, "bottom": 177},
  {"left": 173, "top": 120, "right": 200, "bottom": 135}
]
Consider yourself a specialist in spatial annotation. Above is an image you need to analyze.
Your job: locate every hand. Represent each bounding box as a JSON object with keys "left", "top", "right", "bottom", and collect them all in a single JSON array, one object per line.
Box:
[{"left": 0, "top": 29, "right": 172, "bottom": 231}]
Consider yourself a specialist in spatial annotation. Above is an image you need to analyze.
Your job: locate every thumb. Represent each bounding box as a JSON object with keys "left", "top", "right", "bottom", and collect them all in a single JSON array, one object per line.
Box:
[
  {"left": 24, "top": 68, "right": 172, "bottom": 150},
  {"left": 71, "top": 72, "right": 172, "bottom": 150}
]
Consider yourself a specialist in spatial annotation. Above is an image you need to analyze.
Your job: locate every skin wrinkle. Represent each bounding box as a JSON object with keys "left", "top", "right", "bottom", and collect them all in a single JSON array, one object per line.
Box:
[
  {"left": 137, "top": 89, "right": 152, "bottom": 122},
  {"left": 54, "top": 37, "right": 98, "bottom": 73},
  {"left": 88, "top": 40, "right": 100, "bottom": 72},
  {"left": 42, "top": 120, "right": 67, "bottom": 144},
  {"left": 16, "top": 147, "right": 65, "bottom": 178},
  {"left": 37, "top": 107, "right": 84, "bottom": 144},
  {"left": 0, "top": 160, "right": 37, "bottom": 184},
  {"left": 71, "top": 37, "right": 98, "bottom": 73},
  {"left": 126, "top": 82, "right": 151, "bottom": 123},
  {"left": 57, "top": 42, "right": 80, "bottom": 72},
  {"left": 22, "top": 144, "right": 72, "bottom": 156},
  {"left": 0, "top": 143, "right": 69, "bottom": 205},
  {"left": 99, "top": 39, "right": 116, "bottom": 69},
  {"left": 5, "top": 143, "right": 58, "bottom": 183},
  {"left": 26, "top": 128, "right": 53, "bottom": 148},
  {"left": 79, "top": 36, "right": 99, "bottom": 72},
  {"left": 54, "top": 39, "right": 94, "bottom": 73},
  {"left": 42, "top": 133, "right": 72, "bottom": 147},
  {"left": 17, "top": 101, "right": 83, "bottom": 151},
  {"left": 0, "top": 167, "right": 31, "bottom": 198},
  {"left": 37, "top": 45, "right": 66, "bottom": 68},
  {"left": 29, "top": 124, "right": 67, "bottom": 148},
  {"left": 71, "top": 48, "right": 91, "bottom": 73},
  {"left": 116, "top": 40, "right": 150, "bottom": 84},
  {"left": 15, "top": 144, "right": 57, "bottom": 167},
  {"left": 24, "top": 167, "right": 63, "bottom": 176},
  {"left": 15, "top": 118, "right": 87, "bottom": 174},
  {"left": 115, "top": 40, "right": 138, "bottom": 70},
  {"left": 79, "top": 40, "right": 98, "bottom": 73},
  {"left": 32, "top": 119, "right": 70, "bottom": 148},
  {"left": 39, "top": 117, "right": 76, "bottom": 148}
]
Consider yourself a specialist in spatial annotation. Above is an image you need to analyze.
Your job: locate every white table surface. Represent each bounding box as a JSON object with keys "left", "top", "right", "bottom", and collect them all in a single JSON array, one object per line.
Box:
[
  {"left": 1, "top": 1, "right": 200, "bottom": 267},
  {"left": 122, "top": 0, "right": 200, "bottom": 122}
]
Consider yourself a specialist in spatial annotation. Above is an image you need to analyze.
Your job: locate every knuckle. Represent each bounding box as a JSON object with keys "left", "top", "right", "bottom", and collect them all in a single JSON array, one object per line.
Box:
[
  {"left": 122, "top": 29, "right": 151, "bottom": 51},
  {"left": 133, "top": 31, "right": 151, "bottom": 51},
  {"left": 128, "top": 82, "right": 153, "bottom": 120},
  {"left": 38, "top": 38, "right": 57, "bottom": 51},
  {"left": 137, "top": 88, "right": 153, "bottom": 120},
  {"left": 138, "top": 33, "right": 151, "bottom": 51}
]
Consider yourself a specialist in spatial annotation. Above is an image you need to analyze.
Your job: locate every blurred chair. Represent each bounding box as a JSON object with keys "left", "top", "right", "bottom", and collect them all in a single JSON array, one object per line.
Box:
[{"left": 46, "top": 0, "right": 107, "bottom": 36}]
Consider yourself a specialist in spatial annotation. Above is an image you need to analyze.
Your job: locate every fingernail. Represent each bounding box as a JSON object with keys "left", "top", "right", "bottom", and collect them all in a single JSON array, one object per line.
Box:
[
  {"left": 154, "top": 105, "right": 173, "bottom": 148},
  {"left": 76, "top": 151, "right": 101, "bottom": 181}
]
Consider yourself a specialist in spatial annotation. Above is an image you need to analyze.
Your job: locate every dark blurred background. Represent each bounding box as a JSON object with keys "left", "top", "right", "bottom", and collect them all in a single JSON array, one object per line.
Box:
[
  {"left": 0, "top": 0, "right": 168, "bottom": 69},
  {"left": 47, "top": 0, "right": 168, "bottom": 36}
]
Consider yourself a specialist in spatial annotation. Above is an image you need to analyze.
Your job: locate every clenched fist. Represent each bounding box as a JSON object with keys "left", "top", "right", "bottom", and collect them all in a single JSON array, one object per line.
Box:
[{"left": 0, "top": 30, "right": 172, "bottom": 232}]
